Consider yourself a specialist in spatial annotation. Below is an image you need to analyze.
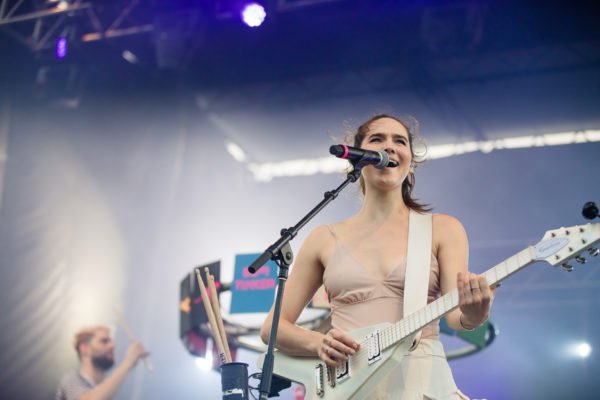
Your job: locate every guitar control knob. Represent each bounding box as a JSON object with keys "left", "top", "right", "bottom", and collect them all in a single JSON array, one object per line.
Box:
[
  {"left": 561, "top": 263, "right": 574, "bottom": 272},
  {"left": 588, "top": 247, "right": 599, "bottom": 257},
  {"left": 575, "top": 256, "right": 587, "bottom": 264}
]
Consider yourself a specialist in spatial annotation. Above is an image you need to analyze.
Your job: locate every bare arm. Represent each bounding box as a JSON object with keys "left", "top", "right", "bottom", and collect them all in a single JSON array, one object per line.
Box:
[
  {"left": 78, "top": 342, "right": 148, "bottom": 400},
  {"left": 435, "top": 214, "right": 494, "bottom": 331},
  {"left": 260, "top": 226, "right": 359, "bottom": 367}
]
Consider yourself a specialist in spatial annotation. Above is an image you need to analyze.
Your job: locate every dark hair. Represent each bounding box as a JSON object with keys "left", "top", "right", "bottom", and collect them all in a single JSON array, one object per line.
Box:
[{"left": 349, "top": 114, "right": 431, "bottom": 213}]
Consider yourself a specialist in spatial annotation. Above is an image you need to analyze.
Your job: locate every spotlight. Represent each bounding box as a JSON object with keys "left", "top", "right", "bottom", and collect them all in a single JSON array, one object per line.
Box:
[
  {"left": 225, "top": 140, "right": 247, "bottom": 162},
  {"left": 195, "top": 356, "right": 212, "bottom": 371},
  {"left": 241, "top": 2, "right": 266, "bottom": 28},
  {"left": 55, "top": 37, "right": 67, "bottom": 59},
  {"left": 122, "top": 50, "right": 138, "bottom": 64},
  {"left": 575, "top": 342, "right": 592, "bottom": 359}
]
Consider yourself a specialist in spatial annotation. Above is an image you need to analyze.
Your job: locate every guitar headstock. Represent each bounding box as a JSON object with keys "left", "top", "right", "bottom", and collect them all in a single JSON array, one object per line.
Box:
[{"left": 533, "top": 222, "right": 600, "bottom": 271}]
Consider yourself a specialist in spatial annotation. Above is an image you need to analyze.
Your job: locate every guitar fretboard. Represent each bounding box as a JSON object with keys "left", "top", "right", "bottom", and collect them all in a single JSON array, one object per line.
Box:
[{"left": 378, "top": 246, "right": 535, "bottom": 350}]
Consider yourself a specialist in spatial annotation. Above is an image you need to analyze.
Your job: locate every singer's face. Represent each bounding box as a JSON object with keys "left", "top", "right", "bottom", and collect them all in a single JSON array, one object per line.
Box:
[{"left": 361, "top": 117, "right": 412, "bottom": 189}]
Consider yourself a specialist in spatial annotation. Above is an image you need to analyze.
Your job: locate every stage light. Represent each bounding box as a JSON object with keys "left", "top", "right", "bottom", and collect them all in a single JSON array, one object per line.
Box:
[
  {"left": 575, "top": 342, "right": 592, "bottom": 359},
  {"left": 56, "top": 37, "right": 67, "bottom": 59},
  {"left": 122, "top": 50, "right": 138, "bottom": 64},
  {"left": 194, "top": 338, "right": 214, "bottom": 371},
  {"left": 241, "top": 2, "right": 267, "bottom": 28},
  {"left": 195, "top": 356, "right": 212, "bottom": 371},
  {"left": 56, "top": 0, "right": 69, "bottom": 11},
  {"left": 225, "top": 140, "right": 247, "bottom": 162}
]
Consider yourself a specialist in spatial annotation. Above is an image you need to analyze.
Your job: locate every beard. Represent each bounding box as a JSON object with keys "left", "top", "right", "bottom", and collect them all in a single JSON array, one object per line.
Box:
[{"left": 91, "top": 354, "right": 115, "bottom": 371}]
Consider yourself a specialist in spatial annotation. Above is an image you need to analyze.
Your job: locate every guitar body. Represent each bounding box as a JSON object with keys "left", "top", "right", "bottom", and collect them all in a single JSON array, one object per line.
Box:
[{"left": 257, "top": 323, "right": 417, "bottom": 400}]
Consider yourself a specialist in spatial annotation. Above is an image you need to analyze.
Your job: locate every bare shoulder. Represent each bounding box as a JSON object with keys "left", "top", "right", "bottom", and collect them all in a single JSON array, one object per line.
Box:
[
  {"left": 432, "top": 213, "right": 468, "bottom": 245},
  {"left": 305, "top": 224, "right": 334, "bottom": 244},
  {"left": 299, "top": 224, "right": 335, "bottom": 258},
  {"left": 433, "top": 213, "right": 465, "bottom": 231}
]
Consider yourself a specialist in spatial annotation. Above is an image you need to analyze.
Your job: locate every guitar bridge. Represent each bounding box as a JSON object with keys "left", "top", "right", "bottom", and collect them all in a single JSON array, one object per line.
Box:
[
  {"left": 367, "top": 329, "right": 382, "bottom": 365},
  {"left": 315, "top": 364, "right": 324, "bottom": 397}
]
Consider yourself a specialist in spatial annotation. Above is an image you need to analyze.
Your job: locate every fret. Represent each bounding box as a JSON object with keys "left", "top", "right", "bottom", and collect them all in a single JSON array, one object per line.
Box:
[
  {"left": 400, "top": 320, "right": 406, "bottom": 338},
  {"left": 450, "top": 290, "right": 458, "bottom": 308},
  {"left": 498, "top": 261, "right": 508, "bottom": 280},
  {"left": 442, "top": 293, "right": 449, "bottom": 311},
  {"left": 425, "top": 304, "right": 432, "bottom": 324},
  {"left": 484, "top": 267, "right": 498, "bottom": 286},
  {"left": 506, "top": 255, "right": 518, "bottom": 274},
  {"left": 413, "top": 314, "right": 418, "bottom": 332},
  {"left": 415, "top": 313, "right": 420, "bottom": 331},
  {"left": 413, "top": 312, "right": 419, "bottom": 330}
]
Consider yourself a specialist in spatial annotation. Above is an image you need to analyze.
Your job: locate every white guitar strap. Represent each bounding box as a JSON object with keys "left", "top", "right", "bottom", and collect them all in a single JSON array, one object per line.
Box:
[{"left": 403, "top": 210, "right": 432, "bottom": 351}]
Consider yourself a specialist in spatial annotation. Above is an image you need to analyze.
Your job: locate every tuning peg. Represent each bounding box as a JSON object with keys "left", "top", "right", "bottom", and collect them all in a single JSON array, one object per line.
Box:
[
  {"left": 588, "top": 247, "right": 599, "bottom": 257},
  {"left": 575, "top": 256, "right": 587, "bottom": 264},
  {"left": 561, "top": 263, "right": 574, "bottom": 272}
]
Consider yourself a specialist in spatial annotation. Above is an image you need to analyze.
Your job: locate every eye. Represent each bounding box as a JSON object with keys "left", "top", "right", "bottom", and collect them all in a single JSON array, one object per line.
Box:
[{"left": 369, "top": 137, "right": 382, "bottom": 142}]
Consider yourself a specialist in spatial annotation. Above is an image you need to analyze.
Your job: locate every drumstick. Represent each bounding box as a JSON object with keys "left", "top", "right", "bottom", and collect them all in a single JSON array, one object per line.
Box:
[
  {"left": 205, "top": 268, "right": 232, "bottom": 363},
  {"left": 113, "top": 308, "right": 154, "bottom": 372},
  {"left": 194, "top": 268, "right": 227, "bottom": 365}
]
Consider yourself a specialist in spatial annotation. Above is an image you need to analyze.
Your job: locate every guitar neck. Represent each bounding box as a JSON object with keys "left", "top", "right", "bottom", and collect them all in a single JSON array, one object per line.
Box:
[{"left": 379, "top": 246, "right": 536, "bottom": 350}]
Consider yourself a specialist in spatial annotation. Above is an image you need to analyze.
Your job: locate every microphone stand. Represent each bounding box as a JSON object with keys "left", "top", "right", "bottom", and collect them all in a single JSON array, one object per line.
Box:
[{"left": 248, "top": 165, "right": 363, "bottom": 400}]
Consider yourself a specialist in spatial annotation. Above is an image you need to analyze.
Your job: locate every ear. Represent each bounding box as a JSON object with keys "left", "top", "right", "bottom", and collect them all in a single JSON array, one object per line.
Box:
[{"left": 79, "top": 342, "right": 91, "bottom": 356}]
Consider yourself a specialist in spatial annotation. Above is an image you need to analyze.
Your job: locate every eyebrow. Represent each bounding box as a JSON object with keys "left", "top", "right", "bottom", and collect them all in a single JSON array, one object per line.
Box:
[{"left": 366, "top": 132, "right": 409, "bottom": 140}]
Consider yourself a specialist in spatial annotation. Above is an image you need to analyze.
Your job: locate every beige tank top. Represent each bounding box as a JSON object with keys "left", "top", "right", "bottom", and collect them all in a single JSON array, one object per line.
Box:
[{"left": 322, "top": 225, "right": 441, "bottom": 340}]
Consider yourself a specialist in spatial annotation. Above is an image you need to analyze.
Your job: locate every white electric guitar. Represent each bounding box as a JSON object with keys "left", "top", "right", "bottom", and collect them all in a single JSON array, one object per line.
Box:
[{"left": 257, "top": 222, "right": 600, "bottom": 399}]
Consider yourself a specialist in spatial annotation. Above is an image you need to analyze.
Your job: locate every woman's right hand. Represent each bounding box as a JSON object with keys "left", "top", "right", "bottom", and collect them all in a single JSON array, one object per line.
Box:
[{"left": 318, "top": 328, "right": 360, "bottom": 367}]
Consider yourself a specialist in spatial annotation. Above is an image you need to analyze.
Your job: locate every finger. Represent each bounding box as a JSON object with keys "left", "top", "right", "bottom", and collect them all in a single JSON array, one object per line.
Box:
[
  {"left": 471, "top": 287, "right": 483, "bottom": 303},
  {"left": 327, "top": 337, "right": 356, "bottom": 357},
  {"left": 461, "top": 274, "right": 473, "bottom": 303},
  {"left": 469, "top": 274, "right": 480, "bottom": 290},
  {"left": 457, "top": 271, "right": 464, "bottom": 288},
  {"left": 328, "top": 345, "right": 349, "bottom": 362},
  {"left": 328, "top": 331, "right": 359, "bottom": 352},
  {"left": 478, "top": 276, "right": 492, "bottom": 300},
  {"left": 322, "top": 345, "right": 344, "bottom": 367}
]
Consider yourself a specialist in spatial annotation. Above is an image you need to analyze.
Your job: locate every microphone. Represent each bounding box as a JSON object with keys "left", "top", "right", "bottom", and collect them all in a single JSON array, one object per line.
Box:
[{"left": 329, "top": 144, "right": 397, "bottom": 169}]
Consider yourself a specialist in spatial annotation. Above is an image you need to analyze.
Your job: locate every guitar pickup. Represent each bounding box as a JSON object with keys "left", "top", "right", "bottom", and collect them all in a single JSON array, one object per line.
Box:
[
  {"left": 367, "top": 330, "right": 382, "bottom": 365},
  {"left": 335, "top": 360, "right": 350, "bottom": 384}
]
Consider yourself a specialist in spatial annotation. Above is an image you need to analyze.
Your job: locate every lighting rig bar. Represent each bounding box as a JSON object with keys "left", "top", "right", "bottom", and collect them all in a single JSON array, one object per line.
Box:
[{"left": 0, "top": 0, "right": 154, "bottom": 51}]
